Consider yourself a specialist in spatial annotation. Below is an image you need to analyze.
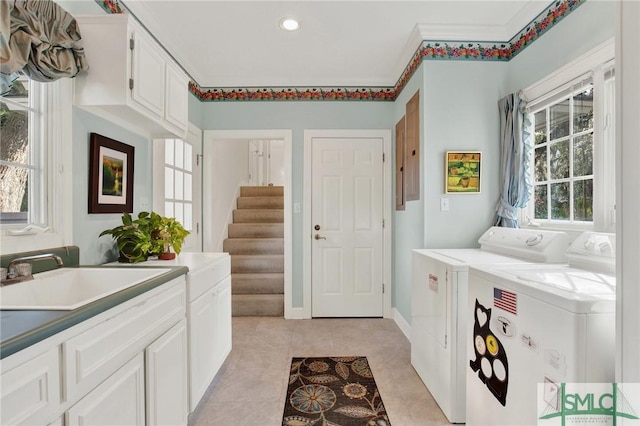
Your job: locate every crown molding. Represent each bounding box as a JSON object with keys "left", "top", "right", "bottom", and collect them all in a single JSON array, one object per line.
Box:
[{"left": 95, "top": 0, "right": 587, "bottom": 102}]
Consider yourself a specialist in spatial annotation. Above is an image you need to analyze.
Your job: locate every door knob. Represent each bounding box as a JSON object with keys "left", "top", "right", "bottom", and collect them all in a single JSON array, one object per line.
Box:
[
  {"left": 314, "top": 224, "right": 321, "bottom": 230},
  {"left": 314, "top": 234, "right": 326, "bottom": 240}
]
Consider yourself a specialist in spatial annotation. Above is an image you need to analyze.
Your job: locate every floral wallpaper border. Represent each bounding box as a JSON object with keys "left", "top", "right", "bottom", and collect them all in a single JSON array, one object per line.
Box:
[{"left": 97, "top": 0, "right": 585, "bottom": 102}]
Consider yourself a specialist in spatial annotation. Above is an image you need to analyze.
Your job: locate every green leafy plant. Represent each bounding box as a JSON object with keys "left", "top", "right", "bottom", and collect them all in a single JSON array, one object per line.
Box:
[
  {"left": 150, "top": 216, "right": 190, "bottom": 256},
  {"left": 99, "top": 211, "right": 158, "bottom": 263},
  {"left": 99, "top": 211, "right": 190, "bottom": 263}
]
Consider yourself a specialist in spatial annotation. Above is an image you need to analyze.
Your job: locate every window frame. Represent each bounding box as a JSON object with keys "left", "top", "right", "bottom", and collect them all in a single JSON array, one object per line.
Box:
[
  {"left": 518, "top": 39, "right": 615, "bottom": 233},
  {"left": 0, "top": 78, "right": 73, "bottom": 254}
]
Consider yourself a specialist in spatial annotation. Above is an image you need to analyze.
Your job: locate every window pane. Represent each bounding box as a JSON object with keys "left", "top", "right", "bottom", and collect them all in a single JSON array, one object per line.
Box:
[
  {"left": 164, "top": 166, "right": 174, "bottom": 199},
  {"left": 573, "top": 86, "right": 593, "bottom": 133},
  {"left": 534, "top": 147, "right": 547, "bottom": 182},
  {"left": 0, "top": 165, "right": 29, "bottom": 213},
  {"left": 184, "top": 143, "right": 192, "bottom": 172},
  {"left": 573, "top": 179, "right": 593, "bottom": 221},
  {"left": 550, "top": 140, "right": 569, "bottom": 180},
  {"left": 175, "top": 170, "right": 184, "bottom": 200},
  {"left": 174, "top": 202, "right": 183, "bottom": 224},
  {"left": 164, "top": 201, "right": 173, "bottom": 218},
  {"left": 573, "top": 133, "right": 593, "bottom": 177},
  {"left": 550, "top": 99, "right": 570, "bottom": 140},
  {"left": 184, "top": 173, "right": 192, "bottom": 202},
  {"left": 184, "top": 203, "right": 192, "bottom": 231},
  {"left": 175, "top": 139, "right": 184, "bottom": 169},
  {"left": 534, "top": 185, "right": 548, "bottom": 219},
  {"left": 1, "top": 78, "right": 31, "bottom": 223},
  {"left": 534, "top": 110, "right": 547, "bottom": 145},
  {"left": 550, "top": 182, "right": 570, "bottom": 220},
  {"left": 165, "top": 139, "right": 174, "bottom": 166}
]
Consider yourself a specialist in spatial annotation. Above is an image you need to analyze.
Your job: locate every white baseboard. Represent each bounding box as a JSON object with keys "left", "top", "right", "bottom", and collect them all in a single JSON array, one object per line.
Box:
[
  {"left": 393, "top": 308, "right": 411, "bottom": 342},
  {"left": 285, "top": 307, "right": 309, "bottom": 320}
]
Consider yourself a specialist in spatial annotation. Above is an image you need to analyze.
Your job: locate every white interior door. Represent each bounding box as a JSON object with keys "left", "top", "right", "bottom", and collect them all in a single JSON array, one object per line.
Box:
[
  {"left": 268, "top": 139, "right": 285, "bottom": 186},
  {"left": 153, "top": 124, "right": 202, "bottom": 252},
  {"left": 311, "top": 137, "right": 384, "bottom": 317}
]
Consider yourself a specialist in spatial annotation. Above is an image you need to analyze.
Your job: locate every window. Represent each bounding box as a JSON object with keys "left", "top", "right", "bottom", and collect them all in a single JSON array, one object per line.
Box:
[
  {"left": 0, "top": 77, "right": 72, "bottom": 253},
  {"left": 163, "top": 138, "right": 193, "bottom": 232},
  {"left": 521, "top": 43, "right": 615, "bottom": 232},
  {"left": 0, "top": 76, "right": 46, "bottom": 226},
  {"left": 531, "top": 83, "right": 595, "bottom": 222}
]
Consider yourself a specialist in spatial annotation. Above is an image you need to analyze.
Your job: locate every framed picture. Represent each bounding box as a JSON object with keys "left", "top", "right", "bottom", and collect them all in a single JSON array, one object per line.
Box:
[
  {"left": 445, "top": 151, "right": 481, "bottom": 194},
  {"left": 89, "top": 133, "right": 135, "bottom": 213}
]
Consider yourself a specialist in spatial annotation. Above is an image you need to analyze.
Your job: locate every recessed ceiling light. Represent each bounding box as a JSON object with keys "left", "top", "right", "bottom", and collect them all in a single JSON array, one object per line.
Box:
[{"left": 279, "top": 17, "right": 300, "bottom": 32}]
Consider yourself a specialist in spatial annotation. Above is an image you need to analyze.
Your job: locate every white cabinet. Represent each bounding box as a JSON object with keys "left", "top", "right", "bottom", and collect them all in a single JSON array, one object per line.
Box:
[
  {"left": 0, "top": 347, "right": 60, "bottom": 425},
  {"left": 66, "top": 354, "right": 145, "bottom": 426},
  {"left": 186, "top": 256, "right": 232, "bottom": 412},
  {"left": 74, "top": 14, "right": 189, "bottom": 138},
  {"left": 1, "top": 276, "right": 188, "bottom": 426},
  {"left": 146, "top": 320, "right": 188, "bottom": 426}
]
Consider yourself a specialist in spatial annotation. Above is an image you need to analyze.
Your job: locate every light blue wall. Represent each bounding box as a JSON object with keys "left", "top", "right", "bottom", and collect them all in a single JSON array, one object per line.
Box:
[
  {"left": 200, "top": 102, "right": 395, "bottom": 306},
  {"left": 188, "top": 92, "right": 203, "bottom": 128},
  {"left": 72, "top": 108, "right": 153, "bottom": 265},
  {"left": 506, "top": 0, "right": 616, "bottom": 95},
  {"left": 392, "top": 61, "right": 508, "bottom": 324}
]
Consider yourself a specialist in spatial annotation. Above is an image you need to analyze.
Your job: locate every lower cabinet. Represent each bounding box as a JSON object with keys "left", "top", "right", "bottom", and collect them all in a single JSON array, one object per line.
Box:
[
  {"left": 188, "top": 275, "right": 232, "bottom": 412},
  {"left": 146, "top": 320, "right": 188, "bottom": 426},
  {"left": 0, "top": 276, "right": 189, "bottom": 426},
  {"left": 66, "top": 354, "right": 146, "bottom": 425},
  {"left": 0, "top": 347, "right": 60, "bottom": 425}
]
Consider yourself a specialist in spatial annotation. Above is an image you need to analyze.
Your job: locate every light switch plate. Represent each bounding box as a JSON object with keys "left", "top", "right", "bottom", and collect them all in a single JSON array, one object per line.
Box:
[{"left": 440, "top": 198, "right": 449, "bottom": 212}]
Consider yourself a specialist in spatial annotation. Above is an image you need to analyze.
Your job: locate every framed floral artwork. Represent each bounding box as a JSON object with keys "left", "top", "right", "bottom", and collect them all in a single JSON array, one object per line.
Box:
[
  {"left": 88, "top": 133, "right": 135, "bottom": 213},
  {"left": 445, "top": 151, "right": 481, "bottom": 194}
]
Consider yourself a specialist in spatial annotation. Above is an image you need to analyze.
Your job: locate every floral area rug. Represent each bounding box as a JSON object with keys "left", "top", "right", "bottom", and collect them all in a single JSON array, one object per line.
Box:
[{"left": 282, "top": 356, "right": 391, "bottom": 426}]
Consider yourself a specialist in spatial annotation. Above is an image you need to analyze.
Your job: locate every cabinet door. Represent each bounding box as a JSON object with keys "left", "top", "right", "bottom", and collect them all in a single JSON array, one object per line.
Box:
[
  {"left": 66, "top": 354, "right": 145, "bottom": 426},
  {"left": 1, "top": 347, "right": 60, "bottom": 426},
  {"left": 165, "top": 63, "right": 189, "bottom": 133},
  {"left": 213, "top": 276, "right": 232, "bottom": 373},
  {"left": 146, "top": 320, "right": 188, "bottom": 426},
  {"left": 188, "top": 286, "right": 217, "bottom": 412},
  {"left": 405, "top": 90, "right": 420, "bottom": 201},
  {"left": 131, "top": 27, "right": 165, "bottom": 118}
]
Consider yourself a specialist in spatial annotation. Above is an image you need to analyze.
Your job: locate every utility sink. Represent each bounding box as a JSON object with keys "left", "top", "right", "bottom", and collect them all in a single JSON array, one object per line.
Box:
[{"left": 0, "top": 267, "right": 172, "bottom": 310}]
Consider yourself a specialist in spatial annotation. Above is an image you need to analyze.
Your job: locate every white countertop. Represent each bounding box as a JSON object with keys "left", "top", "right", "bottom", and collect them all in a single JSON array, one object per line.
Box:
[{"left": 106, "top": 252, "right": 229, "bottom": 274}]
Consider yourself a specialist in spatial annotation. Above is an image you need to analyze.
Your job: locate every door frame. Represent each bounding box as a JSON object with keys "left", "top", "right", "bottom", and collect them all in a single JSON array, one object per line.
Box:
[
  {"left": 303, "top": 129, "right": 392, "bottom": 319},
  {"left": 203, "top": 129, "right": 293, "bottom": 318}
]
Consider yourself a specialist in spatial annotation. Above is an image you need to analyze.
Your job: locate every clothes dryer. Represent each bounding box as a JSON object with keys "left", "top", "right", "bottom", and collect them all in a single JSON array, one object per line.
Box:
[
  {"left": 411, "top": 227, "right": 570, "bottom": 423},
  {"left": 465, "top": 232, "right": 616, "bottom": 426}
]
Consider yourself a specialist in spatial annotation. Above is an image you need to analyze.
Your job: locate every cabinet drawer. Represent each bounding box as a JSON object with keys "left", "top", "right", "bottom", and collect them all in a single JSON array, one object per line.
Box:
[
  {"left": 63, "top": 281, "right": 186, "bottom": 401},
  {"left": 187, "top": 256, "right": 230, "bottom": 302},
  {"left": 1, "top": 347, "right": 60, "bottom": 425}
]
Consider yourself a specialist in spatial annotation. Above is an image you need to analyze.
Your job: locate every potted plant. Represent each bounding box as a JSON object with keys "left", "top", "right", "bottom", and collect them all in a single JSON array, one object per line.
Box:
[
  {"left": 150, "top": 216, "right": 190, "bottom": 260},
  {"left": 99, "top": 211, "right": 162, "bottom": 263}
]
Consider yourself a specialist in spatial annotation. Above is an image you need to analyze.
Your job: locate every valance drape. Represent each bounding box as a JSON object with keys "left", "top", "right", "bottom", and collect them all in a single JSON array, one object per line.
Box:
[
  {"left": 495, "top": 91, "right": 533, "bottom": 228},
  {"left": 0, "top": 0, "right": 88, "bottom": 93}
]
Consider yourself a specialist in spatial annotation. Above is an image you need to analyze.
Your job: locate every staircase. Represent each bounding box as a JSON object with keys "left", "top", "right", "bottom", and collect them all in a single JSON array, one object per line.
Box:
[{"left": 223, "top": 186, "right": 284, "bottom": 316}]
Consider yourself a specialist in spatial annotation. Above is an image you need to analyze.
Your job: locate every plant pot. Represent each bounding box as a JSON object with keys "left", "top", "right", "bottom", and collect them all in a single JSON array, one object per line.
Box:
[{"left": 158, "top": 252, "right": 176, "bottom": 260}]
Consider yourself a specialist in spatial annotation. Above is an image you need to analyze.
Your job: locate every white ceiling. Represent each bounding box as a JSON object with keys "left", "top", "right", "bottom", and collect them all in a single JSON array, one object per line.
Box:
[{"left": 60, "top": 0, "right": 554, "bottom": 88}]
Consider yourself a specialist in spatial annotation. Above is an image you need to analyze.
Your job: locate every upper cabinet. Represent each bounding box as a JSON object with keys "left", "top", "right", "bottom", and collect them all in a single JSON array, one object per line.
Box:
[
  {"left": 74, "top": 14, "right": 189, "bottom": 138},
  {"left": 405, "top": 90, "right": 420, "bottom": 201}
]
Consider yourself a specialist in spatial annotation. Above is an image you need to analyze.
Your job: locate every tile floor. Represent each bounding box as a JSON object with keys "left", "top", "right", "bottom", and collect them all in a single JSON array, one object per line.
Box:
[{"left": 188, "top": 317, "right": 451, "bottom": 426}]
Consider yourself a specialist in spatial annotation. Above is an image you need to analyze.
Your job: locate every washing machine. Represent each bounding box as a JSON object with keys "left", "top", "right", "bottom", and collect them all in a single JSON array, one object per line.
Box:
[
  {"left": 465, "top": 232, "right": 616, "bottom": 426},
  {"left": 411, "top": 227, "right": 570, "bottom": 423}
]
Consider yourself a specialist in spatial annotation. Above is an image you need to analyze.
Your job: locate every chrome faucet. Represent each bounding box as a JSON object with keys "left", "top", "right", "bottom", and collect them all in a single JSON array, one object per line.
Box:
[{"left": 7, "top": 253, "right": 64, "bottom": 278}]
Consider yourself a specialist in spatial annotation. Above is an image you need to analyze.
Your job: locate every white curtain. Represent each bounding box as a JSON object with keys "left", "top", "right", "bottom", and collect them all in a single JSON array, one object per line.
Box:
[
  {"left": 0, "top": 0, "right": 88, "bottom": 94},
  {"left": 495, "top": 91, "right": 533, "bottom": 227}
]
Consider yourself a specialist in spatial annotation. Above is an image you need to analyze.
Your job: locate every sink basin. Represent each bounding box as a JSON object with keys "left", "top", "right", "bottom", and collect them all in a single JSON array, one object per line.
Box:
[{"left": 0, "top": 267, "right": 172, "bottom": 310}]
